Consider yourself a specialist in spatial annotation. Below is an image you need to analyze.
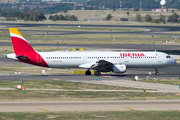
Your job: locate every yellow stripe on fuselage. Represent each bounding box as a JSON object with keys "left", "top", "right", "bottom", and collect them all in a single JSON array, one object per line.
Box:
[{"left": 9, "top": 28, "right": 24, "bottom": 38}]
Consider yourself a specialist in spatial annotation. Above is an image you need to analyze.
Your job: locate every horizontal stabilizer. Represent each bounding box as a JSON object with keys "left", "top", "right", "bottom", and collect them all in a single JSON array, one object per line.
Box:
[{"left": 6, "top": 53, "right": 18, "bottom": 60}]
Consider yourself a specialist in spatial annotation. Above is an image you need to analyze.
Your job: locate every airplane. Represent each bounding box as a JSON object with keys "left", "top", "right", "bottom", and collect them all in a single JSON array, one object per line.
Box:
[{"left": 6, "top": 28, "right": 176, "bottom": 76}]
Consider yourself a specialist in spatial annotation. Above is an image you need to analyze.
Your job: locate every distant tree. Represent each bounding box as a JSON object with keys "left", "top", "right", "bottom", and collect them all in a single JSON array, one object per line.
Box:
[
  {"left": 49, "top": 15, "right": 54, "bottom": 20},
  {"left": 18, "top": 13, "right": 24, "bottom": 20},
  {"left": 179, "top": 8, "right": 180, "bottom": 11},
  {"left": 17, "top": 10, "right": 46, "bottom": 21},
  {"left": 134, "top": 6, "right": 139, "bottom": 11},
  {"left": 38, "top": 13, "right": 46, "bottom": 21},
  {"left": 106, "top": 14, "right": 112, "bottom": 20},
  {"left": 145, "top": 14, "right": 153, "bottom": 22},
  {"left": 168, "top": 13, "right": 179, "bottom": 22},
  {"left": 168, "top": 15, "right": 173, "bottom": 22},
  {"left": 159, "top": 15, "right": 166, "bottom": 24},
  {"left": 162, "top": 18, "right": 166, "bottom": 24},
  {"left": 48, "top": 14, "right": 78, "bottom": 21},
  {"left": 64, "top": 9, "right": 68, "bottom": 13},
  {"left": 33, "top": 15, "right": 38, "bottom": 21},
  {"left": 113, "top": 8, "right": 115, "bottom": 12},
  {"left": 135, "top": 13, "right": 142, "bottom": 22},
  {"left": 120, "top": 18, "right": 128, "bottom": 21},
  {"left": 127, "top": 11, "right": 129, "bottom": 15},
  {"left": 172, "top": 10, "right": 174, "bottom": 13},
  {"left": 151, "top": 19, "right": 160, "bottom": 23},
  {"left": 59, "top": 15, "right": 65, "bottom": 20}
]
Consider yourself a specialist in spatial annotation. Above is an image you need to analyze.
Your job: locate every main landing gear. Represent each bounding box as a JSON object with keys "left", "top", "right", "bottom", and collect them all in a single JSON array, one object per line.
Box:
[
  {"left": 85, "top": 70, "right": 101, "bottom": 76},
  {"left": 85, "top": 69, "right": 91, "bottom": 75},
  {"left": 155, "top": 67, "right": 159, "bottom": 75},
  {"left": 95, "top": 71, "right": 101, "bottom": 76}
]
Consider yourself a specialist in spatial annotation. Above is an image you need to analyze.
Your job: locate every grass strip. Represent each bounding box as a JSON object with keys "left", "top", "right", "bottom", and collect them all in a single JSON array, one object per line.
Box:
[
  {"left": 139, "top": 79, "right": 180, "bottom": 85},
  {"left": 0, "top": 80, "right": 140, "bottom": 90},
  {"left": 1, "top": 110, "right": 180, "bottom": 120},
  {"left": 0, "top": 90, "right": 177, "bottom": 102},
  {"left": 0, "top": 33, "right": 173, "bottom": 45}
]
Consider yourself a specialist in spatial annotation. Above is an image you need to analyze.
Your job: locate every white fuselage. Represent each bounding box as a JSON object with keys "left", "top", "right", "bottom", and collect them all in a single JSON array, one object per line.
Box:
[{"left": 39, "top": 51, "right": 176, "bottom": 69}]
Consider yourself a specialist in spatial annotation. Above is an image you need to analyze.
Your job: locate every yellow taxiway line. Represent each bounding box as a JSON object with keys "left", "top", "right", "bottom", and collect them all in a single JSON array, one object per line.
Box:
[
  {"left": 37, "top": 108, "right": 49, "bottom": 112},
  {"left": 123, "top": 107, "right": 136, "bottom": 111}
]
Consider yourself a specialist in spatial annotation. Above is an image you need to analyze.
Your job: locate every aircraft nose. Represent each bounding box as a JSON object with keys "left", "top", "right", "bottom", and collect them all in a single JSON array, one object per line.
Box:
[{"left": 172, "top": 59, "right": 176, "bottom": 65}]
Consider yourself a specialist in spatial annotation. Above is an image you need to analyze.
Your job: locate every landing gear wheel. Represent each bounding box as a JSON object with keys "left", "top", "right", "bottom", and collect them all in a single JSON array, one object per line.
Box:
[
  {"left": 155, "top": 67, "right": 159, "bottom": 75},
  {"left": 155, "top": 72, "right": 159, "bottom": 75},
  {"left": 95, "top": 71, "right": 101, "bottom": 76},
  {"left": 85, "top": 70, "right": 91, "bottom": 75}
]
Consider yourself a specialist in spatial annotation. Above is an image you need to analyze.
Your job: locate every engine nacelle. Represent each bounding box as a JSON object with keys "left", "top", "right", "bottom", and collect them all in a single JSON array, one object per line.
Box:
[{"left": 112, "top": 64, "right": 126, "bottom": 73}]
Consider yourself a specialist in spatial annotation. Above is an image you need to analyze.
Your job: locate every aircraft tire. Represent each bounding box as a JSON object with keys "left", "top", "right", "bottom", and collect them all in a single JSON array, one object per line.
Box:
[
  {"left": 95, "top": 71, "right": 101, "bottom": 76},
  {"left": 85, "top": 70, "right": 91, "bottom": 75}
]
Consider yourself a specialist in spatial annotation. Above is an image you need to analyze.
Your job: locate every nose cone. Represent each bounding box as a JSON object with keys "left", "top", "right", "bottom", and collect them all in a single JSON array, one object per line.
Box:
[{"left": 172, "top": 58, "right": 176, "bottom": 65}]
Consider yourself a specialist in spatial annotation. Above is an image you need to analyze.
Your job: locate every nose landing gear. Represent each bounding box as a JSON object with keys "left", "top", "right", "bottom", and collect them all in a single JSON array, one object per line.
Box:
[{"left": 155, "top": 67, "right": 159, "bottom": 75}]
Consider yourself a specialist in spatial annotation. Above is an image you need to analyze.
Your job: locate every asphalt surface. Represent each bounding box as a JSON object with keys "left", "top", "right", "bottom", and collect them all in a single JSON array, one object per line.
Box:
[
  {"left": 1, "top": 42, "right": 180, "bottom": 51},
  {"left": 1, "top": 23, "right": 180, "bottom": 32},
  {"left": 1, "top": 100, "right": 180, "bottom": 111},
  {"left": 1, "top": 23, "right": 180, "bottom": 36},
  {"left": 1, "top": 28, "right": 180, "bottom": 36},
  {"left": 0, "top": 53, "right": 180, "bottom": 81}
]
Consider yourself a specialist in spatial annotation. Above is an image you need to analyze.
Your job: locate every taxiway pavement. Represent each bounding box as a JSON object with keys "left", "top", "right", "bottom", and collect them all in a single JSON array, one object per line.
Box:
[
  {"left": 1, "top": 23, "right": 180, "bottom": 32},
  {"left": 1, "top": 42, "right": 180, "bottom": 54},
  {"left": 1, "top": 100, "right": 180, "bottom": 112}
]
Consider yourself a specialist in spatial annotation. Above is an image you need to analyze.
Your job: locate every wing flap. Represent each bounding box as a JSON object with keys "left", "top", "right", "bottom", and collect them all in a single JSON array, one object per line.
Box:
[{"left": 79, "top": 60, "right": 114, "bottom": 70}]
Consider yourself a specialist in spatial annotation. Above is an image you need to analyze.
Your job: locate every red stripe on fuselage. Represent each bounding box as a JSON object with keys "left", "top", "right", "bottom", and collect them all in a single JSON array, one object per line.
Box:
[{"left": 11, "top": 36, "right": 48, "bottom": 67}]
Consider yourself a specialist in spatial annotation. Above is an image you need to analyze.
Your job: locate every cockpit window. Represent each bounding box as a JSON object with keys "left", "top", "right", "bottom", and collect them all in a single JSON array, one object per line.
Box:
[{"left": 166, "top": 56, "right": 171, "bottom": 58}]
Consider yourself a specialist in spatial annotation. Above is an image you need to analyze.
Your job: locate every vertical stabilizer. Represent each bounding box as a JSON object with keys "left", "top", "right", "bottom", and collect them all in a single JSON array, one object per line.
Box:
[
  {"left": 9, "top": 28, "right": 48, "bottom": 67},
  {"left": 9, "top": 28, "right": 35, "bottom": 55}
]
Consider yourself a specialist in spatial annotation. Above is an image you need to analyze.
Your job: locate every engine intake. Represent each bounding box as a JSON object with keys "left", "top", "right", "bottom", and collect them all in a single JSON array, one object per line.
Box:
[{"left": 112, "top": 64, "right": 126, "bottom": 73}]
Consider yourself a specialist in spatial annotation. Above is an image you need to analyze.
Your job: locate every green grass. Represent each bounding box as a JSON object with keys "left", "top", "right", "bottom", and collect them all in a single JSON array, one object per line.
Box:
[
  {"left": 0, "top": 80, "right": 140, "bottom": 90},
  {"left": 139, "top": 79, "right": 180, "bottom": 85},
  {"left": 0, "top": 90, "right": 177, "bottom": 101},
  {"left": 0, "top": 28, "right": 174, "bottom": 45},
  {"left": 0, "top": 80, "right": 180, "bottom": 101},
  {"left": 0, "top": 34, "right": 174, "bottom": 45},
  {"left": 1, "top": 111, "right": 180, "bottom": 120}
]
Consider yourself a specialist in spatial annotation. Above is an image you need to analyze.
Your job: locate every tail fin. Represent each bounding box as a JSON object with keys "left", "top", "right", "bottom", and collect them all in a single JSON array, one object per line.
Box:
[
  {"left": 9, "top": 28, "right": 35, "bottom": 55},
  {"left": 9, "top": 28, "right": 48, "bottom": 67}
]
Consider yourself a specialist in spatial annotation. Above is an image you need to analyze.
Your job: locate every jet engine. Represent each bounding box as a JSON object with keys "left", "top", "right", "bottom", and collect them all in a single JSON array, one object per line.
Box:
[{"left": 112, "top": 64, "right": 126, "bottom": 73}]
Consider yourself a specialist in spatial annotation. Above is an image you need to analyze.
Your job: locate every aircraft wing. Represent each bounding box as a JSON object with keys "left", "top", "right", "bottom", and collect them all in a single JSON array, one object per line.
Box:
[{"left": 79, "top": 60, "right": 113, "bottom": 71}]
